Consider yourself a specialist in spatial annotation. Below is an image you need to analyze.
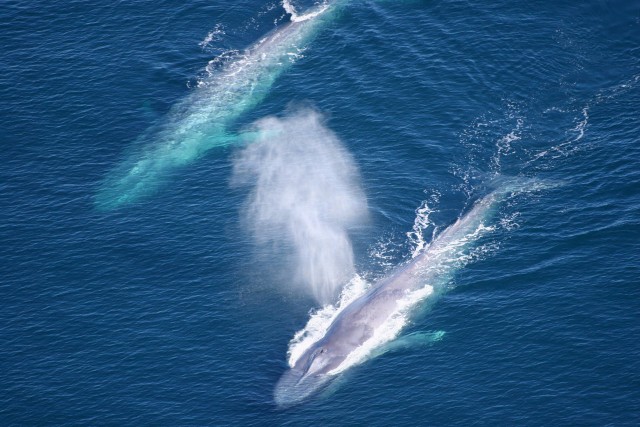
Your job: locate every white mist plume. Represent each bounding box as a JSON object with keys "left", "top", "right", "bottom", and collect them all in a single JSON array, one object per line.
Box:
[{"left": 232, "top": 109, "right": 367, "bottom": 303}]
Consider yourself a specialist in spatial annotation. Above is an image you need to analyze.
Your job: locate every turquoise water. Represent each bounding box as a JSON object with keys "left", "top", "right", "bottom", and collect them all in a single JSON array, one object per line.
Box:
[{"left": 2, "top": 0, "right": 639, "bottom": 424}]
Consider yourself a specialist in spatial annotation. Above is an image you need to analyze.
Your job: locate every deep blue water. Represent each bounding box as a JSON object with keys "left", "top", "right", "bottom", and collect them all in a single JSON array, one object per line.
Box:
[{"left": 2, "top": 0, "right": 639, "bottom": 425}]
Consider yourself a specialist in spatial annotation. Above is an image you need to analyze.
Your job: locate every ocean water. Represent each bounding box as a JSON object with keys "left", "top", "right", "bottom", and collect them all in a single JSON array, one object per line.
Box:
[{"left": 1, "top": 0, "right": 639, "bottom": 424}]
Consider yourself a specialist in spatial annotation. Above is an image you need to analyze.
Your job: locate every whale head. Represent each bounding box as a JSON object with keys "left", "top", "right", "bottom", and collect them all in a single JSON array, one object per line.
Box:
[{"left": 274, "top": 339, "right": 346, "bottom": 407}]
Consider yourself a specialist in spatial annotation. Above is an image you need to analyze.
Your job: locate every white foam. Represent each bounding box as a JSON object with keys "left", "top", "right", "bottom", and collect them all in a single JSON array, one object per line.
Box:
[
  {"left": 282, "top": 0, "right": 298, "bottom": 16},
  {"left": 406, "top": 192, "right": 440, "bottom": 258},
  {"left": 499, "top": 212, "right": 521, "bottom": 231},
  {"left": 572, "top": 106, "right": 589, "bottom": 141},
  {"left": 283, "top": 0, "right": 331, "bottom": 23},
  {"left": 199, "top": 23, "right": 225, "bottom": 50}
]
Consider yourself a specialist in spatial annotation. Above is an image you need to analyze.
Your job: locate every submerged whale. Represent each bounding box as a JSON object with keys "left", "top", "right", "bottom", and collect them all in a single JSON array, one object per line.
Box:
[
  {"left": 274, "top": 188, "right": 513, "bottom": 406},
  {"left": 96, "top": 1, "right": 342, "bottom": 209}
]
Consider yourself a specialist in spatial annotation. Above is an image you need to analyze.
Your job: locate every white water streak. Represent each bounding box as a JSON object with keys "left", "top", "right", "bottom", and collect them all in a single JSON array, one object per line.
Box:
[
  {"left": 406, "top": 192, "right": 440, "bottom": 258},
  {"left": 199, "top": 23, "right": 225, "bottom": 50}
]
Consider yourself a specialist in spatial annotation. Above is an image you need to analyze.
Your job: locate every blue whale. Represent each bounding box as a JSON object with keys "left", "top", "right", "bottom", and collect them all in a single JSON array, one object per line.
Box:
[
  {"left": 96, "top": 2, "right": 343, "bottom": 209},
  {"left": 274, "top": 189, "right": 511, "bottom": 406}
]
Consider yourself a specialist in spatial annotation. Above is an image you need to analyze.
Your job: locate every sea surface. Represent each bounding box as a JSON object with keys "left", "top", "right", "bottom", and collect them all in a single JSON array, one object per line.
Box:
[{"left": 2, "top": 0, "right": 639, "bottom": 425}]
